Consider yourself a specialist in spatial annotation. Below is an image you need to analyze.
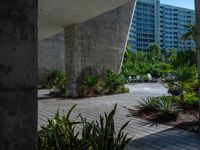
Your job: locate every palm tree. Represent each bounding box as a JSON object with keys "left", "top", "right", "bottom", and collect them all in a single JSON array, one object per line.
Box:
[
  {"left": 195, "top": 0, "right": 200, "bottom": 116},
  {"left": 182, "top": 24, "right": 196, "bottom": 42}
]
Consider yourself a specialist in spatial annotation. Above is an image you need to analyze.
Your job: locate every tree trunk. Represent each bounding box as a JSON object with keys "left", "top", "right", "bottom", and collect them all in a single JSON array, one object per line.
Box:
[{"left": 195, "top": 0, "right": 200, "bottom": 115}]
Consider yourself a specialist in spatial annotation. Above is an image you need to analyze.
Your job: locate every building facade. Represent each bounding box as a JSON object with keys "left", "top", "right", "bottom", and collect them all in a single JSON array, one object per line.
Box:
[{"left": 128, "top": 0, "right": 195, "bottom": 51}]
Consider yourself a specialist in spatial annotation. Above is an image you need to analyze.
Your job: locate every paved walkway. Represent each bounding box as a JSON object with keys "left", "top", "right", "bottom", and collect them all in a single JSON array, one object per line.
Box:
[{"left": 38, "top": 83, "right": 200, "bottom": 150}]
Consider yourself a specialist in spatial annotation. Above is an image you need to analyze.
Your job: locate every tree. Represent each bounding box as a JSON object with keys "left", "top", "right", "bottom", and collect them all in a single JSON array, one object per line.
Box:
[
  {"left": 147, "top": 44, "right": 162, "bottom": 63},
  {"left": 176, "top": 66, "right": 196, "bottom": 103},
  {"left": 182, "top": 24, "right": 196, "bottom": 42},
  {"left": 195, "top": 0, "right": 200, "bottom": 115}
]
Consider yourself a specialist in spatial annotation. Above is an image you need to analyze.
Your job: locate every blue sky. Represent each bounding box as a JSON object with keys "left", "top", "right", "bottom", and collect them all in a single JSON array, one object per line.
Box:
[{"left": 160, "top": 0, "right": 194, "bottom": 10}]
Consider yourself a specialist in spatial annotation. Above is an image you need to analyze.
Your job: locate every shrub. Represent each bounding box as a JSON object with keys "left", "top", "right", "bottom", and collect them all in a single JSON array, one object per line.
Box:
[
  {"left": 38, "top": 104, "right": 132, "bottom": 150},
  {"left": 175, "top": 65, "right": 197, "bottom": 102},
  {"left": 83, "top": 76, "right": 99, "bottom": 97},
  {"left": 113, "top": 85, "right": 129, "bottom": 94},
  {"left": 184, "top": 92, "right": 199, "bottom": 107},
  {"left": 84, "top": 76, "right": 98, "bottom": 87},
  {"left": 106, "top": 70, "right": 128, "bottom": 94},
  {"left": 157, "top": 96, "right": 179, "bottom": 116},
  {"left": 50, "top": 70, "right": 66, "bottom": 97},
  {"left": 143, "top": 74, "right": 148, "bottom": 82},
  {"left": 39, "top": 70, "right": 64, "bottom": 89},
  {"left": 138, "top": 97, "right": 158, "bottom": 111}
]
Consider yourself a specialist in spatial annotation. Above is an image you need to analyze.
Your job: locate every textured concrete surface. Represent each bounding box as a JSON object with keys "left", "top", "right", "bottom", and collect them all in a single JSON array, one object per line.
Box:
[
  {"left": 64, "top": 0, "right": 136, "bottom": 97},
  {"left": 38, "top": 0, "right": 132, "bottom": 40},
  {"left": 38, "top": 83, "right": 200, "bottom": 150},
  {"left": 38, "top": 32, "right": 65, "bottom": 82},
  {"left": 0, "top": 0, "right": 38, "bottom": 149}
]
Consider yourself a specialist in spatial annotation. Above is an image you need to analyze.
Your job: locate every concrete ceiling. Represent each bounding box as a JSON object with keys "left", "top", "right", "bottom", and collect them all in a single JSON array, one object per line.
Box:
[{"left": 39, "top": 0, "right": 131, "bottom": 40}]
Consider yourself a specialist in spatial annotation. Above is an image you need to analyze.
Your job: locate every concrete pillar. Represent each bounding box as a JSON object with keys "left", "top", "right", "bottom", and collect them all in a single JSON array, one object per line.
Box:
[
  {"left": 64, "top": 0, "right": 136, "bottom": 97},
  {"left": 0, "top": 0, "right": 38, "bottom": 150}
]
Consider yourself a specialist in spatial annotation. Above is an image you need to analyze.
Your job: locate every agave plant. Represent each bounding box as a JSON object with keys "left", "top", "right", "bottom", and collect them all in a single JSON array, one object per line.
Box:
[
  {"left": 157, "top": 96, "right": 179, "bottom": 116},
  {"left": 38, "top": 104, "right": 132, "bottom": 150},
  {"left": 138, "top": 96, "right": 158, "bottom": 111}
]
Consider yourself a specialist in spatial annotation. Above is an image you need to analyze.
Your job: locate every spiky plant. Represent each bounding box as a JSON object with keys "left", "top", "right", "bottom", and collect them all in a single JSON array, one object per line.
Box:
[
  {"left": 157, "top": 96, "right": 179, "bottom": 116},
  {"left": 138, "top": 96, "right": 158, "bottom": 111},
  {"left": 38, "top": 104, "right": 132, "bottom": 150}
]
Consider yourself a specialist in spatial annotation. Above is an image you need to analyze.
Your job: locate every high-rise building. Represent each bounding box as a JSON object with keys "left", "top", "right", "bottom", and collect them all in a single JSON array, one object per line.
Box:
[{"left": 128, "top": 0, "right": 195, "bottom": 51}]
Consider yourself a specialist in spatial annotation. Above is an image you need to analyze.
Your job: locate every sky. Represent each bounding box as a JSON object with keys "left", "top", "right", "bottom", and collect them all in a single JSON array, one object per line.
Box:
[{"left": 160, "top": 0, "right": 194, "bottom": 10}]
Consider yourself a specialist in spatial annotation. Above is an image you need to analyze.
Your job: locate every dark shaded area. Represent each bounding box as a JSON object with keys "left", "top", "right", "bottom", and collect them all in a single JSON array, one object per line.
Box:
[{"left": 127, "top": 128, "right": 200, "bottom": 150}]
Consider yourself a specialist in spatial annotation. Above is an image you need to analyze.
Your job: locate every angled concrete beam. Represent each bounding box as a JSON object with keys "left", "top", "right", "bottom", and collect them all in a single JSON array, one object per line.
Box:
[
  {"left": 64, "top": 0, "right": 136, "bottom": 97},
  {"left": 0, "top": 0, "right": 38, "bottom": 149}
]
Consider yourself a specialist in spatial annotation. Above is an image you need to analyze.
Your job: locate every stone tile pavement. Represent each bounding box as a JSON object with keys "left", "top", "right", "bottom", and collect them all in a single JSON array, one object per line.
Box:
[{"left": 38, "top": 83, "right": 200, "bottom": 150}]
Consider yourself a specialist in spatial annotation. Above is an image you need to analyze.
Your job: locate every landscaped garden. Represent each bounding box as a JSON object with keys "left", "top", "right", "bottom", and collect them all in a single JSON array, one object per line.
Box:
[
  {"left": 123, "top": 45, "right": 200, "bottom": 134},
  {"left": 39, "top": 69, "right": 129, "bottom": 98}
]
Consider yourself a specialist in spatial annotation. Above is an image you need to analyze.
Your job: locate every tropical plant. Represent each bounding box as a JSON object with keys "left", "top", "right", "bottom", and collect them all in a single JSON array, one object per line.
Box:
[
  {"left": 184, "top": 92, "right": 199, "bottom": 107},
  {"left": 38, "top": 105, "right": 82, "bottom": 150},
  {"left": 50, "top": 70, "right": 66, "bottom": 97},
  {"left": 175, "top": 65, "right": 197, "bottom": 102},
  {"left": 84, "top": 76, "right": 98, "bottom": 87},
  {"left": 38, "top": 104, "right": 132, "bottom": 150},
  {"left": 157, "top": 96, "right": 179, "bottom": 116},
  {"left": 106, "top": 70, "right": 128, "bottom": 93},
  {"left": 82, "top": 76, "right": 99, "bottom": 97},
  {"left": 170, "top": 50, "right": 196, "bottom": 69},
  {"left": 138, "top": 97, "right": 158, "bottom": 111},
  {"left": 147, "top": 44, "right": 162, "bottom": 63},
  {"left": 182, "top": 24, "right": 196, "bottom": 42}
]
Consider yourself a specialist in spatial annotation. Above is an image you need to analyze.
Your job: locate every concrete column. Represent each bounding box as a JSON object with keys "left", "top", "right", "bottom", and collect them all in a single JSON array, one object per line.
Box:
[
  {"left": 65, "top": 0, "right": 136, "bottom": 97},
  {"left": 0, "top": 0, "right": 38, "bottom": 150}
]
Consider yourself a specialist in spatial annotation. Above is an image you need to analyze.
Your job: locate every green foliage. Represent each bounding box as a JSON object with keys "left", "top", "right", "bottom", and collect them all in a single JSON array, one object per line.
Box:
[
  {"left": 49, "top": 70, "right": 66, "bottom": 97},
  {"left": 138, "top": 97, "right": 158, "bottom": 111},
  {"left": 170, "top": 50, "right": 196, "bottom": 69},
  {"left": 84, "top": 76, "right": 98, "bottom": 87},
  {"left": 121, "top": 45, "right": 170, "bottom": 78},
  {"left": 106, "top": 70, "right": 127, "bottom": 93},
  {"left": 113, "top": 85, "right": 129, "bottom": 94},
  {"left": 184, "top": 92, "right": 199, "bottom": 107},
  {"left": 143, "top": 74, "right": 148, "bottom": 82},
  {"left": 38, "top": 105, "right": 132, "bottom": 150},
  {"left": 182, "top": 24, "right": 196, "bottom": 42},
  {"left": 157, "top": 96, "right": 178, "bottom": 116},
  {"left": 175, "top": 65, "right": 197, "bottom": 101},
  {"left": 77, "top": 70, "right": 129, "bottom": 97}
]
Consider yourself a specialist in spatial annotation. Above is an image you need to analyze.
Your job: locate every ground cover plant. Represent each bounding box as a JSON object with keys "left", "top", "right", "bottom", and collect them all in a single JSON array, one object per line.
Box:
[
  {"left": 38, "top": 104, "right": 132, "bottom": 150},
  {"left": 130, "top": 95, "right": 199, "bottom": 134}
]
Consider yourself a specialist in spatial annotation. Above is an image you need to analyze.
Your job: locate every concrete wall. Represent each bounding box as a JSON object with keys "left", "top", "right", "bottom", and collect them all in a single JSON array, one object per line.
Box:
[
  {"left": 64, "top": 0, "right": 136, "bottom": 97},
  {"left": 38, "top": 32, "right": 65, "bottom": 82},
  {"left": 0, "top": 0, "right": 38, "bottom": 149}
]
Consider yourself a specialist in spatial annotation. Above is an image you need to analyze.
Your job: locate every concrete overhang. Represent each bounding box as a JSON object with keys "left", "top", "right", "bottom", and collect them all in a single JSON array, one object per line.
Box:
[{"left": 39, "top": 0, "right": 131, "bottom": 40}]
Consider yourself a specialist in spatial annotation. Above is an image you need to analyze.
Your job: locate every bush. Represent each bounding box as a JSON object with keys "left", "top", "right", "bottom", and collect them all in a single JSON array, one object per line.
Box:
[
  {"left": 184, "top": 92, "right": 199, "bottom": 107},
  {"left": 50, "top": 70, "right": 66, "bottom": 97},
  {"left": 157, "top": 96, "right": 179, "bottom": 116},
  {"left": 113, "top": 85, "right": 129, "bottom": 94},
  {"left": 138, "top": 97, "right": 158, "bottom": 111},
  {"left": 84, "top": 76, "right": 99, "bottom": 97},
  {"left": 84, "top": 76, "right": 98, "bottom": 87},
  {"left": 143, "top": 74, "right": 148, "bottom": 82},
  {"left": 106, "top": 70, "right": 128, "bottom": 94},
  {"left": 38, "top": 105, "right": 132, "bottom": 150}
]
